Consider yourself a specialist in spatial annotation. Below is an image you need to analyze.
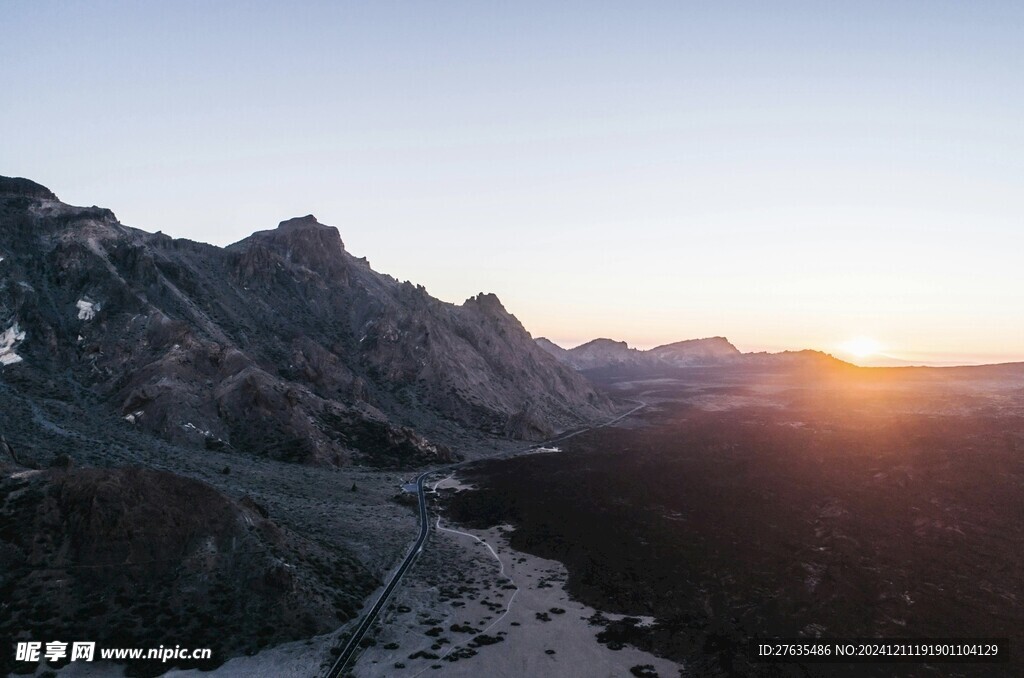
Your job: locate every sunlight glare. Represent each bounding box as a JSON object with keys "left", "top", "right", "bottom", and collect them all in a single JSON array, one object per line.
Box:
[{"left": 839, "top": 337, "right": 882, "bottom": 358}]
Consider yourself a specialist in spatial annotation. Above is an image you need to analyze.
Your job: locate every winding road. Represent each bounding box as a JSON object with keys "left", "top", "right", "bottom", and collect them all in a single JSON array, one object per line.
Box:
[{"left": 323, "top": 398, "right": 647, "bottom": 677}]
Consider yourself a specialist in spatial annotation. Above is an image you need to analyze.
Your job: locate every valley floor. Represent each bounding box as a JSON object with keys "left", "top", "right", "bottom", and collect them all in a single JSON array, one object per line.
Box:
[{"left": 352, "top": 477, "right": 681, "bottom": 678}]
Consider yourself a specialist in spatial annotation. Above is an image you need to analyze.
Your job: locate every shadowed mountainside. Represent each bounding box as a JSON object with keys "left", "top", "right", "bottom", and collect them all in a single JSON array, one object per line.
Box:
[
  {"left": 0, "top": 464, "right": 376, "bottom": 676},
  {"left": 0, "top": 176, "right": 612, "bottom": 466}
]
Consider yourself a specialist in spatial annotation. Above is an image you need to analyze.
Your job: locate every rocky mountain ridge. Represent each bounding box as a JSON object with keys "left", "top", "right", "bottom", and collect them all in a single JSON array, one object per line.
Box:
[
  {"left": 537, "top": 335, "right": 742, "bottom": 370},
  {"left": 0, "top": 176, "right": 612, "bottom": 466},
  {"left": 537, "top": 336, "right": 850, "bottom": 372}
]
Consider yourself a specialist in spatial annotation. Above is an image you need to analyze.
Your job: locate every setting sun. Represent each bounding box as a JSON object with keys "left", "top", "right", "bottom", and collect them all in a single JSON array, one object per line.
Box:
[{"left": 839, "top": 337, "right": 882, "bottom": 358}]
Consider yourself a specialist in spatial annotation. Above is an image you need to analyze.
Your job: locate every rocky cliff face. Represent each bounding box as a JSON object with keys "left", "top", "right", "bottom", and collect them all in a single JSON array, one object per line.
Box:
[{"left": 0, "top": 176, "right": 612, "bottom": 466}]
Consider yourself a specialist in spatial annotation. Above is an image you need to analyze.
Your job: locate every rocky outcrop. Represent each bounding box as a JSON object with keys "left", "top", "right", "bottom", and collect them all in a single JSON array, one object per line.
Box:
[
  {"left": 0, "top": 176, "right": 612, "bottom": 465},
  {"left": 0, "top": 176, "right": 58, "bottom": 200}
]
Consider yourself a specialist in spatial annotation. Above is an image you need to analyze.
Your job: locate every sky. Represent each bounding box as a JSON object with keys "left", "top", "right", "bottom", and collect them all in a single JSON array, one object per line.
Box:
[{"left": 3, "top": 1, "right": 1023, "bottom": 365}]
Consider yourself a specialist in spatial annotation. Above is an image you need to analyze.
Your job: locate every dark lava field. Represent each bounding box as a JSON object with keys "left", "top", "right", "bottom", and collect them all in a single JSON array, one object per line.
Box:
[{"left": 444, "top": 364, "right": 1024, "bottom": 677}]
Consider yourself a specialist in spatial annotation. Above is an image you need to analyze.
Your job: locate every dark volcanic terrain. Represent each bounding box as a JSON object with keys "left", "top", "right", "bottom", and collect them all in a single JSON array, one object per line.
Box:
[
  {"left": 0, "top": 176, "right": 610, "bottom": 467},
  {"left": 0, "top": 175, "right": 615, "bottom": 675},
  {"left": 0, "top": 465, "right": 376, "bottom": 676},
  {"left": 3, "top": 175, "right": 1021, "bottom": 678},
  {"left": 444, "top": 364, "right": 1024, "bottom": 677}
]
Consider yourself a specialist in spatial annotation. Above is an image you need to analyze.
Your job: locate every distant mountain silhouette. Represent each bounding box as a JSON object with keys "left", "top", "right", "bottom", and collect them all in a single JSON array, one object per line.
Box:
[{"left": 537, "top": 336, "right": 857, "bottom": 372}]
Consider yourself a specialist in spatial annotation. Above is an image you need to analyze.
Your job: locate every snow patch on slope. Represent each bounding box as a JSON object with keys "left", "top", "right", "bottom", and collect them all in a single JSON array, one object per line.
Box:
[
  {"left": 77, "top": 299, "right": 98, "bottom": 320},
  {"left": 1, "top": 323, "right": 26, "bottom": 366}
]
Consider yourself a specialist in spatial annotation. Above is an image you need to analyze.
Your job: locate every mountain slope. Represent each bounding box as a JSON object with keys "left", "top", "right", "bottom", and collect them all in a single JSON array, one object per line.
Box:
[
  {"left": 535, "top": 336, "right": 569, "bottom": 361},
  {"left": 0, "top": 176, "right": 612, "bottom": 465},
  {"left": 558, "top": 338, "right": 645, "bottom": 370},
  {"left": 0, "top": 465, "right": 376, "bottom": 675}
]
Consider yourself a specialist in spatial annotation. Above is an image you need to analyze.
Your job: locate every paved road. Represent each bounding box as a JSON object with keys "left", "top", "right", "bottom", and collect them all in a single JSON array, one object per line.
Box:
[
  {"left": 322, "top": 399, "right": 647, "bottom": 677},
  {"left": 324, "top": 471, "right": 430, "bottom": 678}
]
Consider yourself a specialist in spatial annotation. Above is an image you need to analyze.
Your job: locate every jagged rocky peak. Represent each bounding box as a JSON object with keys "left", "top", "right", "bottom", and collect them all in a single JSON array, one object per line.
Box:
[
  {"left": 277, "top": 214, "right": 341, "bottom": 238},
  {"left": 0, "top": 176, "right": 58, "bottom": 200},
  {"left": 230, "top": 213, "right": 347, "bottom": 276},
  {"left": 463, "top": 292, "right": 510, "bottom": 315},
  {"left": 464, "top": 292, "right": 529, "bottom": 327},
  {"left": 249, "top": 214, "right": 344, "bottom": 248},
  {"left": 0, "top": 175, "right": 117, "bottom": 237}
]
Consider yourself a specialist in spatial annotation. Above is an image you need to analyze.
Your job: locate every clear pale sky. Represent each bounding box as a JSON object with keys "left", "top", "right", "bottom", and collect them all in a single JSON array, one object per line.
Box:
[{"left": 3, "top": 2, "right": 1022, "bottom": 364}]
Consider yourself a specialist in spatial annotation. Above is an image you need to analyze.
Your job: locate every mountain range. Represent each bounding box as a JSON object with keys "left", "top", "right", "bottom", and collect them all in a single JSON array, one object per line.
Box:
[
  {"left": 536, "top": 336, "right": 849, "bottom": 372},
  {"left": 0, "top": 176, "right": 612, "bottom": 467}
]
